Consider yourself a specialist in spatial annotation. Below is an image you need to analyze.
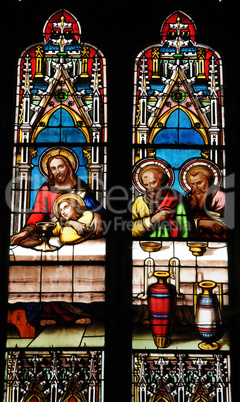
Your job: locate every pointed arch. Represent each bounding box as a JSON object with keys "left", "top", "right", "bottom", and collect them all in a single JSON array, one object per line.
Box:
[
  {"left": 160, "top": 10, "right": 197, "bottom": 43},
  {"left": 25, "top": 395, "right": 43, "bottom": 402},
  {"left": 149, "top": 105, "right": 208, "bottom": 144},
  {"left": 43, "top": 9, "right": 81, "bottom": 43},
  {"left": 155, "top": 397, "right": 169, "bottom": 402},
  {"left": 62, "top": 393, "right": 85, "bottom": 402},
  {"left": 31, "top": 105, "right": 91, "bottom": 143},
  {"left": 151, "top": 379, "right": 175, "bottom": 402}
]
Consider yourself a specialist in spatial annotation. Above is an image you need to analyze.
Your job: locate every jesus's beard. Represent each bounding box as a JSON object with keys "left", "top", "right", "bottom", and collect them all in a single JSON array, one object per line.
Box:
[
  {"left": 189, "top": 189, "right": 208, "bottom": 211},
  {"left": 55, "top": 173, "right": 66, "bottom": 183}
]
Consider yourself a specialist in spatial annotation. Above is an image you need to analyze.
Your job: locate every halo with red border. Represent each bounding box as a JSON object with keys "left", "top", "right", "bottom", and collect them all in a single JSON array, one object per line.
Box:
[
  {"left": 179, "top": 158, "right": 222, "bottom": 193},
  {"left": 132, "top": 158, "right": 175, "bottom": 193}
]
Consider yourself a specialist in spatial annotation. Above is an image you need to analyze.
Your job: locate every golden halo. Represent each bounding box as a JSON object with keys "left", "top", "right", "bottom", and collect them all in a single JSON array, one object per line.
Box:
[
  {"left": 186, "top": 165, "right": 215, "bottom": 187},
  {"left": 179, "top": 158, "right": 222, "bottom": 193},
  {"left": 139, "top": 164, "right": 167, "bottom": 186},
  {"left": 53, "top": 194, "right": 86, "bottom": 219},
  {"left": 132, "top": 158, "right": 174, "bottom": 193},
  {"left": 39, "top": 146, "right": 79, "bottom": 178}
]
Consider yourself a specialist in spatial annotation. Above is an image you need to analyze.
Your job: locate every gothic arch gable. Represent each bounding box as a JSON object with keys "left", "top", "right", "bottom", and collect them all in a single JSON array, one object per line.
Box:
[
  {"left": 31, "top": 104, "right": 90, "bottom": 143},
  {"left": 149, "top": 105, "right": 208, "bottom": 144}
]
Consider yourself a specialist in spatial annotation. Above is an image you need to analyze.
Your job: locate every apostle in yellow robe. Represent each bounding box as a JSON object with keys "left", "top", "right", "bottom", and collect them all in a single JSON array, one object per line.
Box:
[{"left": 132, "top": 165, "right": 190, "bottom": 238}]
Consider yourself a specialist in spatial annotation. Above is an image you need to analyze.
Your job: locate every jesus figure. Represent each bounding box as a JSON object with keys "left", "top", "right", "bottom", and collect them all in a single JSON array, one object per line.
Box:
[{"left": 11, "top": 154, "right": 104, "bottom": 247}]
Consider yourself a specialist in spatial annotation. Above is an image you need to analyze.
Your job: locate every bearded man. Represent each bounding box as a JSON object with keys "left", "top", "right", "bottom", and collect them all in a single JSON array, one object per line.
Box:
[
  {"left": 132, "top": 165, "right": 192, "bottom": 238},
  {"left": 11, "top": 155, "right": 104, "bottom": 247},
  {"left": 185, "top": 166, "right": 226, "bottom": 238}
]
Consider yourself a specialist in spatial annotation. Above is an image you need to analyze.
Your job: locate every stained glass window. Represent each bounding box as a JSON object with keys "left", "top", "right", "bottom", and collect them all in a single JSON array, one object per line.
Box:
[
  {"left": 1, "top": 3, "right": 238, "bottom": 402},
  {"left": 5, "top": 9, "right": 106, "bottom": 401},
  {"left": 132, "top": 10, "right": 232, "bottom": 401}
]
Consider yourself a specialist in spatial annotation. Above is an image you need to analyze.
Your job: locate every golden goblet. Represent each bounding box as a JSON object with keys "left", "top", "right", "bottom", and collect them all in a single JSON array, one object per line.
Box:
[
  {"left": 187, "top": 241, "right": 208, "bottom": 256},
  {"left": 34, "top": 222, "right": 58, "bottom": 252},
  {"left": 140, "top": 241, "right": 162, "bottom": 253}
]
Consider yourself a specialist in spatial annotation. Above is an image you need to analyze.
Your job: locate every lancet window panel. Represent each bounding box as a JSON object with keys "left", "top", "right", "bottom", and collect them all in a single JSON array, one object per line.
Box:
[
  {"left": 6, "top": 9, "right": 107, "bottom": 387},
  {"left": 131, "top": 10, "right": 231, "bottom": 400}
]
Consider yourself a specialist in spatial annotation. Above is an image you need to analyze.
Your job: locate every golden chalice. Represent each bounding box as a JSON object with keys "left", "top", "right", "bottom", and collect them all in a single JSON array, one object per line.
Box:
[
  {"left": 140, "top": 241, "right": 162, "bottom": 253},
  {"left": 34, "top": 222, "right": 58, "bottom": 251},
  {"left": 187, "top": 241, "right": 208, "bottom": 256}
]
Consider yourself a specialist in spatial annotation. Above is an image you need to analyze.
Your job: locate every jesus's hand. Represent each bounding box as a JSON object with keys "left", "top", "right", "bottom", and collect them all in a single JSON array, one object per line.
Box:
[
  {"left": 90, "top": 213, "right": 103, "bottom": 237},
  {"left": 10, "top": 230, "right": 30, "bottom": 245}
]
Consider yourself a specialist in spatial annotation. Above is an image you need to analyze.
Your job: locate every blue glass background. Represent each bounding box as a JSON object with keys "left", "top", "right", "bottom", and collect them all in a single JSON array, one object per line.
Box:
[
  {"left": 154, "top": 109, "right": 204, "bottom": 193},
  {"left": 30, "top": 108, "right": 89, "bottom": 208}
]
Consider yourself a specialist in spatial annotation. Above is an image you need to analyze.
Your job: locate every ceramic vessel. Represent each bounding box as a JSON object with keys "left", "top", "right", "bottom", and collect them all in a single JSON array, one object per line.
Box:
[
  {"left": 194, "top": 280, "right": 223, "bottom": 350},
  {"left": 148, "top": 271, "right": 176, "bottom": 348}
]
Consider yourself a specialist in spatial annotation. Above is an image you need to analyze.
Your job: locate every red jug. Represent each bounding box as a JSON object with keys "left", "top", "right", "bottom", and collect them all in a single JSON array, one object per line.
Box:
[{"left": 148, "top": 271, "right": 176, "bottom": 348}]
